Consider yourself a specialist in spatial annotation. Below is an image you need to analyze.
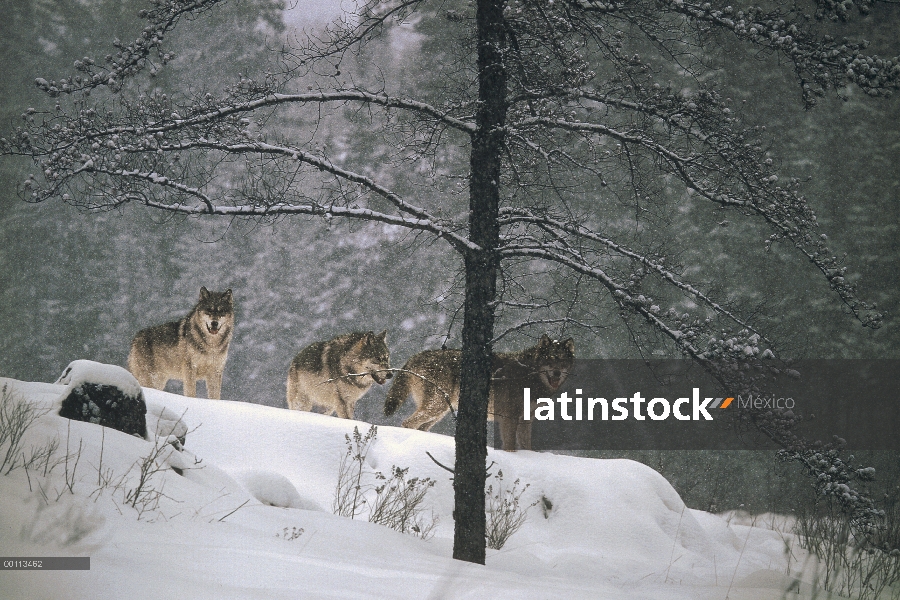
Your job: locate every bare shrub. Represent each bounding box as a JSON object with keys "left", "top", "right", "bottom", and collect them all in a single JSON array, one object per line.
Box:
[
  {"left": 795, "top": 492, "right": 900, "bottom": 600},
  {"left": 369, "top": 466, "right": 437, "bottom": 540},
  {"left": 485, "top": 470, "right": 536, "bottom": 550},
  {"left": 33, "top": 421, "right": 86, "bottom": 503},
  {"left": 59, "top": 421, "right": 83, "bottom": 497},
  {"left": 121, "top": 434, "right": 178, "bottom": 520},
  {"left": 333, "top": 425, "right": 437, "bottom": 539},
  {"left": 21, "top": 435, "right": 60, "bottom": 476},
  {"left": 333, "top": 425, "right": 377, "bottom": 519},
  {"left": 275, "top": 526, "right": 305, "bottom": 541},
  {"left": 0, "top": 382, "right": 49, "bottom": 474}
]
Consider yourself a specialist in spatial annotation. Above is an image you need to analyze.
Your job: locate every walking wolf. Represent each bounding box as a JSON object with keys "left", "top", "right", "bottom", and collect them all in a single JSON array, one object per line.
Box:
[
  {"left": 286, "top": 330, "right": 392, "bottom": 419},
  {"left": 384, "top": 335, "right": 575, "bottom": 450}
]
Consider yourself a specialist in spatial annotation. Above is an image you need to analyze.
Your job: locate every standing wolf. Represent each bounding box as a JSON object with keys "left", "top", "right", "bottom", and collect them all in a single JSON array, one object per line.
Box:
[
  {"left": 286, "top": 331, "right": 392, "bottom": 419},
  {"left": 128, "top": 287, "right": 235, "bottom": 399},
  {"left": 384, "top": 335, "right": 575, "bottom": 451}
]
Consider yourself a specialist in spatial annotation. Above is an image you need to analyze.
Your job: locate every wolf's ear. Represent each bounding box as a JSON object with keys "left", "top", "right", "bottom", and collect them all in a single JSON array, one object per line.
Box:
[
  {"left": 223, "top": 289, "right": 233, "bottom": 300},
  {"left": 539, "top": 334, "right": 551, "bottom": 346},
  {"left": 353, "top": 335, "right": 369, "bottom": 350},
  {"left": 377, "top": 330, "right": 387, "bottom": 342},
  {"left": 200, "top": 287, "right": 210, "bottom": 300},
  {"left": 563, "top": 338, "right": 575, "bottom": 354}
]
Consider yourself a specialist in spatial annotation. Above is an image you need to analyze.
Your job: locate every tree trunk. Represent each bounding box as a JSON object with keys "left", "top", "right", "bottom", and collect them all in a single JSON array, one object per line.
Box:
[{"left": 453, "top": 0, "right": 507, "bottom": 565}]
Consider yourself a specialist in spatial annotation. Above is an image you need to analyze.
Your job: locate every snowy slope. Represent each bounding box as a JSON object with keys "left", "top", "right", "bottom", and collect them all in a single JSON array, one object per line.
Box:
[{"left": 0, "top": 373, "right": 836, "bottom": 599}]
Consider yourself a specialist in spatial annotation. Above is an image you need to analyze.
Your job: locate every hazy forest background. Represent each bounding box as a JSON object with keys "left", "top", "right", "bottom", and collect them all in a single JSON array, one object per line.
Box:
[{"left": 1, "top": 0, "right": 898, "bottom": 514}]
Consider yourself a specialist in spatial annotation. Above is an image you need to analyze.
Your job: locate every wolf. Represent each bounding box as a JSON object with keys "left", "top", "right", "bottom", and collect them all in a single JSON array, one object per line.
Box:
[
  {"left": 286, "top": 330, "right": 392, "bottom": 419},
  {"left": 128, "top": 287, "right": 235, "bottom": 399},
  {"left": 384, "top": 334, "right": 575, "bottom": 451}
]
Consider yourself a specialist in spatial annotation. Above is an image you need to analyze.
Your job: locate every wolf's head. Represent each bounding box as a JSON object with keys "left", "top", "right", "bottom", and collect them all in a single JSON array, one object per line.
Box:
[
  {"left": 195, "top": 287, "right": 234, "bottom": 336},
  {"left": 349, "top": 330, "right": 392, "bottom": 385},
  {"left": 530, "top": 334, "right": 575, "bottom": 391}
]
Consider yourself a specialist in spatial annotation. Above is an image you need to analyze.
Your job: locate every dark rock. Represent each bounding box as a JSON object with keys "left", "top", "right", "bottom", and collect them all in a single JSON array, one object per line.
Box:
[{"left": 59, "top": 382, "right": 147, "bottom": 438}]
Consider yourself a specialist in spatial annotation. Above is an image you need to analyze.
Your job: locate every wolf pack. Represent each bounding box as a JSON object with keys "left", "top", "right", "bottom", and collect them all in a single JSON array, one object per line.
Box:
[{"left": 127, "top": 288, "right": 575, "bottom": 451}]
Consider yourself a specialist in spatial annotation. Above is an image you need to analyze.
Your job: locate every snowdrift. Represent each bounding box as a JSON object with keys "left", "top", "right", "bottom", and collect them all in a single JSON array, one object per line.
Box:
[{"left": 0, "top": 370, "right": 828, "bottom": 599}]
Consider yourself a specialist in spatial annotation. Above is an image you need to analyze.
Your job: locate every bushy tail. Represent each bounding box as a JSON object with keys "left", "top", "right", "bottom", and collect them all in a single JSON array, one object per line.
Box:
[{"left": 384, "top": 371, "right": 412, "bottom": 416}]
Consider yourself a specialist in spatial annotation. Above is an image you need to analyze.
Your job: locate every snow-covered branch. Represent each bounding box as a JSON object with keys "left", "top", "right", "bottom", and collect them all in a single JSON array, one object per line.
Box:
[
  {"left": 632, "top": 0, "right": 899, "bottom": 106},
  {"left": 505, "top": 106, "right": 881, "bottom": 328},
  {"left": 34, "top": 0, "right": 227, "bottom": 96},
  {"left": 67, "top": 158, "right": 477, "bottom": 252},
  {"left": 502, "top": 244, "right": 709, "bottom": 357},
  {"left": 68, "top": 92, "right": 474, "bottom": 140},
  {"left": 499, "top": 209, "right": 763, "bottom": 335},
  {"left": 135, "top": 196, "right": 467, "bottom": 241},
  {"left": 151, "top": 139, "right": 472, "bottom": 248}
]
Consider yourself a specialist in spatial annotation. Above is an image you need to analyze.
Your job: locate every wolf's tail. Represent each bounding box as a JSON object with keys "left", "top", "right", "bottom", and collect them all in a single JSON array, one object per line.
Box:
[{"left": 384, "top": 370, "right": 412, "bottom": 416}]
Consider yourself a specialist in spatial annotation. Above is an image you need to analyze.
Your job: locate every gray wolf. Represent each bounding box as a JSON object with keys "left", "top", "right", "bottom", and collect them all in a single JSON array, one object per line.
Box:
[
  {"left": 286, "top": 330, "right": 392, "bottom": 419},
  {"left": 384, "top": 334, "right": 575, "bottom": 451},
  {"left": 128, "top": 287, "right": 234, "bottom": 399}
]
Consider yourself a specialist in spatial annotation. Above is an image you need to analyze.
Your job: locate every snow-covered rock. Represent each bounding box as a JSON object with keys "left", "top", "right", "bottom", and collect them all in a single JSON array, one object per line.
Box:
[
  {"left": 55, "top": 360, "right": 143, "bottom": 398},
  {"left": 56, "top": 360, "right": 146, "bottom": 438}
]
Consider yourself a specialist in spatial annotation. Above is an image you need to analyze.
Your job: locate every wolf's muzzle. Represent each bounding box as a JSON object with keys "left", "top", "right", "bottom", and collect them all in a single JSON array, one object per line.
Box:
[
  {"left": 546, "top": 369, "right": 564, "bottom": 390},
  {"left": 372, "top": 371, "right": 393, "bottom": 385}
]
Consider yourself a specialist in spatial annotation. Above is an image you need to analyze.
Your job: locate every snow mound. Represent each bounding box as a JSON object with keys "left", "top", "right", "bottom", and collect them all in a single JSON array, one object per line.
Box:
[
  {"left": 236, "top": 470, "right": 323, "bottom": 511},
  {"left": 145, "top": 401, "right": 189, "bottom": 443},
  {"left": 55, "top": 360, "right": 143, "bottom": 400},
  {"left": 0, "top": 371, "right": 818, "bottom": 600}
]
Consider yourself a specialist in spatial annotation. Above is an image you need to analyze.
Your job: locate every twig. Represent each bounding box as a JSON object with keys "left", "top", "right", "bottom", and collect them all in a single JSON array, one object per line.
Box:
[
  {"left": 425, "top": 452, "right": 496, "bottom": 477},
  {"left": 217, "top": 499, "right": 250, "bottom": 522},
  {"left": 665, "top": 504, "right": 686, "bottom": 584},
  {"left": 97, "top": 427, "right": 105, "bottom": 487},
  {"left": 23, "top": 452, "right": 32, "bottom": 492},
  {"left": 726, "top": 517, "right": 756, "bottom": 599},
  {"left": 426, "top": 451, "right": 455, "bottom": 474}
]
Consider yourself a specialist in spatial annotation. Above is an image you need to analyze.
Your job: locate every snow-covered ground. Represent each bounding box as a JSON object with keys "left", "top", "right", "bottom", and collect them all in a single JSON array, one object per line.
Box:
[{"left": 0, "top": 369, "right": 839, "bottom": 599}]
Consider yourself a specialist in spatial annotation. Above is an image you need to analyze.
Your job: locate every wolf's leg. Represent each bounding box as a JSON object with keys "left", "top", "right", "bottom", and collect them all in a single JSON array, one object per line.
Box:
[
  {"left": 498, "top": 416, "right": 520, "bottom": 452},
  {"left": 516, "top": 419, "right": 532, "bottom": 451},
  {"left": 182, "top": 365, "right": 197, "bottom": 398},
  {"left": 148, "top": 373, "right": 167, "bottom": 390},
  {"left": 130, "top": 362, "right": 160, "bottom": 390},
  {"left": 335, "top": 404, "right": 353, "bottom": 419},
  {"left": 401, "top": 411, "right": 425, "bottom": 429},
  {"left": 403, "top": 407, "right": 445, "bottom": 431},
  {"left": 207, "top": 371, "right": 223, "bottom": 400},
  {"left": 286, "top": 386, "right": 314, "bottom": 411},
  {"left": 285, "top": 377, "right": 299, "bottom": 410},
  {"left": 418, "top": 416, "right": 444, "bottom": 431},
  {"left": 296, "top": 395, "right": 315, "bottom": 411},
  {"left": 334, "top": 392, "right": 354, "bottom": 420}
]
